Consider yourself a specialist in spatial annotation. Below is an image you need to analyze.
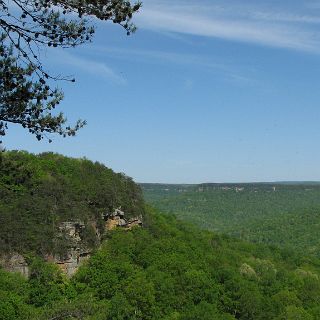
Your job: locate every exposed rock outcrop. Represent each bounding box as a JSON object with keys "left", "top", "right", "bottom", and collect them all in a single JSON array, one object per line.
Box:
[
  {"left": 51, "top": 209, "right": 142, "bottom": 276},
  {"left": 59, "top": 221, "right": 84, "bottom": 242},
  {"left": 103, "top": 207, "right": 142, "bottom": 231},
  {"left": 51, "top": 220, "right": 92, "bottom": 277},
  {"left": 46, "top": 248, "right": 91, "bottom": 277},
  {"left": 1, "top": 208, "right": 143, "bottom": 278},
  {"left": 126, "top": 216, "right": 143, "bottom": 229},
  {"left": 0, "top": 253, "right": 29, "bottom": 278}
]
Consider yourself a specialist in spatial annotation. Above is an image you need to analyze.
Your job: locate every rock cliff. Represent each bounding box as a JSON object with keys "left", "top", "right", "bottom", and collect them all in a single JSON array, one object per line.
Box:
[
  {"left": 0, "top": 253, "right": 29, "bottom": 278},
  {"left": 1, "top": 208, "right": 142, "bottom": 277}
]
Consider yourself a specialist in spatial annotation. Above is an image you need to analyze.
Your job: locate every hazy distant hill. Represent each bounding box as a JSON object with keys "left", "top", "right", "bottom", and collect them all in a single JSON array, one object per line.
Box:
[{"left": 141, "top": 182, "right": 320, "bottom": 257}]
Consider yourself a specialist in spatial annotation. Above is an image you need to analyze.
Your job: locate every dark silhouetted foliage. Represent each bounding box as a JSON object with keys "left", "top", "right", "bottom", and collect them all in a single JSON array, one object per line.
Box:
[{"left": 0, "top": 0, "right": 141, "bottom": 141}]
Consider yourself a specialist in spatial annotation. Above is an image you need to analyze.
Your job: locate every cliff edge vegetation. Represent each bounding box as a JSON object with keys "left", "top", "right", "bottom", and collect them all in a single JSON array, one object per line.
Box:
[{"left": 0, "top": 151, "right": 144, "bottom": 257}]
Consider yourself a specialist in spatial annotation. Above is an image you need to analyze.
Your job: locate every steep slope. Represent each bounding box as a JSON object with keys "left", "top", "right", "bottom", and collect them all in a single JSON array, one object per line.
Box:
[
  {"left": 1, "top": 210, "right": 320, "bottom": 319},
  {"left": 0, "top": 151, "right": 145, "bottom": 274},
  {"left": 1, "top": 154, "right": 320, "bottom": 319}
]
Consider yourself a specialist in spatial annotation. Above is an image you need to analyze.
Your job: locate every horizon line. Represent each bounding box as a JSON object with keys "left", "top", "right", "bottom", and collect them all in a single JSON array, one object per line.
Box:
[{"left": 139, "top": 181, "right": 320, "bottom": 185}]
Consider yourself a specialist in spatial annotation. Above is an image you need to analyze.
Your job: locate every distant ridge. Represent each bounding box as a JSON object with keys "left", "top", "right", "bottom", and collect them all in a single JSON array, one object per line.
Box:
[
  {"left": 140, "top": 181, "right": 320, "bottom": 186},
  {"left": 141, "top": 181, "right": 320, "bottom": 257}
]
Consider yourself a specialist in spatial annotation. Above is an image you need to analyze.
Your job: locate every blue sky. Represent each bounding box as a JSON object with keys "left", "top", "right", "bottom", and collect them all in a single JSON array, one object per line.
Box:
[{"left": 4, "top": 0, "right": 320, "bottom": 183}]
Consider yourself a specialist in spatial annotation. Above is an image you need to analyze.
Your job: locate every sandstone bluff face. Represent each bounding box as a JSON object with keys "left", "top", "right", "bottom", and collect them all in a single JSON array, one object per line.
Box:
[
  {"left": 0, "top": 208, "right": 142, "bottom": 278},
  {"left": 103, "top": 207, "right": 143, "bottom": 231},
  {"left": 0, "top": 253, "right": 29, "bottom": 278},
  {"left": 46, "top": 220, "right": 92, "bottom": 277}
]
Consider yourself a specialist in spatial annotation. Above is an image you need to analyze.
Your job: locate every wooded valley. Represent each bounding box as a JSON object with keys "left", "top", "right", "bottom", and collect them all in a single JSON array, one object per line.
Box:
[{"left": 1, "top": 153, "right": 320, "bottom": 319}]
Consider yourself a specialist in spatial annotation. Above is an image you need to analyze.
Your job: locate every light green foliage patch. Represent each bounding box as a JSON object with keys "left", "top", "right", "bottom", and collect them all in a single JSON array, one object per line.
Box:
[{"left": 142, "top": 183, "right": 320, "bottom": 257}]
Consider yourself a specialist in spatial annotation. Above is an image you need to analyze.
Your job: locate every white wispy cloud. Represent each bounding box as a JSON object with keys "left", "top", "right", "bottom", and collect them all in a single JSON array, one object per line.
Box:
[
  {"left": 89, "top": 45, "right": 254, "bottom": 84},
  {"left": 92, "top": 45, "right": 221, "bottom": 68},
  {"left": 134, "top": 0, "right": 320, "bottom": 53},
  {"left": 47, "top": 50, "right": 126, "bottom": 85}
]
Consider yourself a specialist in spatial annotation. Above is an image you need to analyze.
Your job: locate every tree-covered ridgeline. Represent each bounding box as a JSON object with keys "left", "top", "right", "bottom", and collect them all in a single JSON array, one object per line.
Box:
[
  {"left": 0, "top": 150, "right": 144, "bottom": 256},
  {"left": 1, "top": 210, "right": 320, "bottom": 319},
  {"left": 141, "top": 183, "right": 320, "bottom": 257},
  {"left": 1, "top": 154, "right": 320, "bottom": 318}
]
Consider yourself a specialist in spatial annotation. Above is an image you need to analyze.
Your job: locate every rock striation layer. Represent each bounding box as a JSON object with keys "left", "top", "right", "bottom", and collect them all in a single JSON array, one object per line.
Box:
[{"left": 1, "top": 208, "right": 142, "bottom": 278}]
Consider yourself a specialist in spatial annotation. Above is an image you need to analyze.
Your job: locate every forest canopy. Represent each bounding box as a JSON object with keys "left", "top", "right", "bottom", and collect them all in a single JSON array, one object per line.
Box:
[
  {"left": 1, "top": 210, "right": 320, "bottom": 319},
  {"left": 0, "top": 150, "right": 144, "bottom": 255},
  {"left": 1, "top": 153, "right": 320, "bottom": 319},
  {"left": 142, "top": 183, "right": 320, "bottom": 257}
]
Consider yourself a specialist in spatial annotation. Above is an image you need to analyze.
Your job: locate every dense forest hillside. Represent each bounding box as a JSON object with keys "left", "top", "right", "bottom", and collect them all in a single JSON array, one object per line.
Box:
[
  {"left": 1, "top": 210, "right": 320, "bottom": 319},
  {"left": 0, "top": 151, "right": 144, "bottom": 259},
  {"left": 1, "top": 153, "right": 320, "bottom": 319},
  {"left": 141, "top": 183, "right": 320, "bottom": 257}
]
